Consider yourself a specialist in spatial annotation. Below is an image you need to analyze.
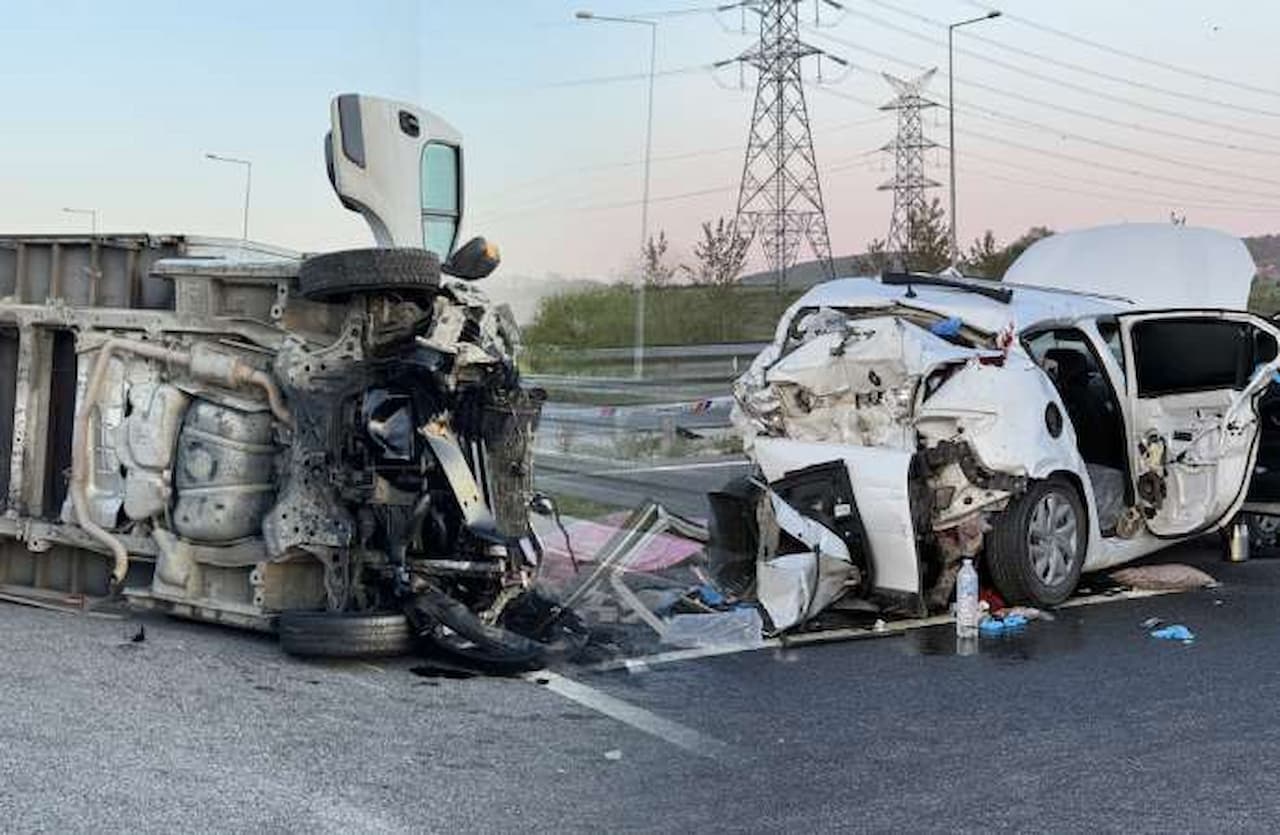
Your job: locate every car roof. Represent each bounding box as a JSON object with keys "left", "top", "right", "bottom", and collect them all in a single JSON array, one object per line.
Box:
[{"left": 787, "top": 275, "right": 1131, "bottom": 335}]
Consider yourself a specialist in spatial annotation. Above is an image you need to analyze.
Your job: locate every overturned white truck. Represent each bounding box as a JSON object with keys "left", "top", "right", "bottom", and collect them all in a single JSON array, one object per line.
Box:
[
  {"left": 0, "top": 95, "right": 580, "bottom": 665},
  {"left": 716, "top": 225, "right": 1280, "bottom": 628}
]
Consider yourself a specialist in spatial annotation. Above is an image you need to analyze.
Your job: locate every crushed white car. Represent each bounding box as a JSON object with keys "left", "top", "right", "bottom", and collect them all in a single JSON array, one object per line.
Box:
[{"left": 716, "top": 225, "right": 1280, "bottom": 629}]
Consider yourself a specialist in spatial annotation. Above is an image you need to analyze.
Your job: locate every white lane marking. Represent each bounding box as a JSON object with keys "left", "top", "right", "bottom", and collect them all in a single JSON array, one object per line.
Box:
[
  {"left": 527, "top": 670, "right": 731, "bottom": 759},
  {"left": 585, "top": 640, "right": 782, "bottom": 673},
  {"left": 585, "top": 460, "right": 749, "bottom": 477}
]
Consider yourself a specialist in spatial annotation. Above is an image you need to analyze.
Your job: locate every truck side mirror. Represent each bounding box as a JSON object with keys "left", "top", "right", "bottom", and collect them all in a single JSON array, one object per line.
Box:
[{"left": 443, "top": 236, "right": 500, "bottom": 281}]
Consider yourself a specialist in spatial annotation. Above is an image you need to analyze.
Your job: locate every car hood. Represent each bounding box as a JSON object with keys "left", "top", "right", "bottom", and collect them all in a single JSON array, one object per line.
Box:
[{"left": 1005, "top": 224, "right": 1256, "bottom": 309}]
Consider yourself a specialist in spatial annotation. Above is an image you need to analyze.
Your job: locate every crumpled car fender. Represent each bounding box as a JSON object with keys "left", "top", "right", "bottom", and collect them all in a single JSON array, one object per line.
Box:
[{"left": 916, "top": 353, "right": 1101, "bottom": 546}]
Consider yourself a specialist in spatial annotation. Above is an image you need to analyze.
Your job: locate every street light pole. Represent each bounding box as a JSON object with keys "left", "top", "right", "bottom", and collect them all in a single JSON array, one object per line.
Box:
[
  {"left": 948, "top": 10, "right": 1001, "bottom": 270},
  {"left": 205, "top": 153, "right": 253, "bottom": 259},
  {"left": 576, "top": 10, "right": 657, "bottom": 379},
  {"left": 61, "top": 207, "right": 98, "bottom": 237}
]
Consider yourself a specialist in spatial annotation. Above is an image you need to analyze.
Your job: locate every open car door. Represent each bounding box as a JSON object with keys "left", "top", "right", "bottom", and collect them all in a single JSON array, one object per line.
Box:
[{"left": 1119, "top": 312, "right": 1280, "bottom": 537}]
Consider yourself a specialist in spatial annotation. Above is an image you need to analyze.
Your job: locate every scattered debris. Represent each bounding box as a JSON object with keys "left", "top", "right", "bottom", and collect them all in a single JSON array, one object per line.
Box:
[
  {"left": 1150, "top": 624, "right": 1195, "bottom": 643},
  {"left": 131, "top": 625, "right": 146, "bottom": 644},
  {"left": 1140, "top": 617, "right": 1163, "bottom": 629},
  {"left": 411, "top": 662, "right": 480, "bottom": 680},
  {"left": 1110, "top": 564, "right": 1218, "bottom": 591},
  {"left": 661, "top": 609, "right": 764, "bottom": 650},
  {"left": 978, "top": 613, "right": 1029, "bottom": 636},
  {"left": 997, "top": 606, "right": 1054, "bottom": 622},
  {"left": 604, "top": 749, "right": 624, "bottom": 761}
]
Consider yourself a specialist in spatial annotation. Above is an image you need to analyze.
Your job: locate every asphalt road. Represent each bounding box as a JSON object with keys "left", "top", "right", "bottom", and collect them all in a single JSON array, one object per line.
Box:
[{"left": 4, "top": 540, "right": 1280, "bottom": 832}]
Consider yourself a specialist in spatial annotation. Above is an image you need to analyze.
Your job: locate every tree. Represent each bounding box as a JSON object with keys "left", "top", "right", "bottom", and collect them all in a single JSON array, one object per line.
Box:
[
  {"left": 642, "top": 230, "right": 677, "bottom": 287},
  {"left": 961, "top": 226, "right": 1055, "bottom": 279},
  {"left": 963, "top": 230, "right": 1006, "bottom": 278},
  {"left": 851, "top": 238, "right": 892, "bottom": 275},
  {"left": 903, "top": 197, "right": 951, "bottom": 273},
  {"left": 685, "top": 217, "right": 751, "bottom": 288}
]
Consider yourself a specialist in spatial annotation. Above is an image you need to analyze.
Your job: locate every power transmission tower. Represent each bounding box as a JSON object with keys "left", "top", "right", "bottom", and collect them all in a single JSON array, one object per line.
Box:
[
  {"left": 720, "top": 0, "right": 843, "bottom": 291},
  {"left": 877, "top": 69, "right": 940, "bottom": 269}
]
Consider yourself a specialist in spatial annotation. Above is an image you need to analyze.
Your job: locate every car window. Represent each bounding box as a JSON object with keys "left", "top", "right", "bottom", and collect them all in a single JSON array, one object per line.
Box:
[
  {"left": 1131, "top": 318, "right": 1254, "bottom": 397},
  {"left": 1023, "top": 328, "right": 1106, "bottom": 384}
]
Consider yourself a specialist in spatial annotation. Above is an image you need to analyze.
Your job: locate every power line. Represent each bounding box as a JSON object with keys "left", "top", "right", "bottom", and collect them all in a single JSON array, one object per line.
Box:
[
  {"left": 810, "top": 25, "right": 1280, "bottom": 146},
  {"left": 819, "top": 30, "right": 1280, "bottom": 155},
  {"left": 949, "top": 93, "right": 1280, "bottom": 192},
  {"left": 811, "top": 35, "right": 1280, "bottom": 160},
  {"left": 955, "top": 147, "right": 1280, "bottom": 214},
  {"left": 955, "top": 122, "right": 1280, "bottom": 203},
  {"left": 814, "top": 58, "right": 1280, "bottom": 195},
  {"left": 818, "top": 85, "right": 1280, "bottom": 204},
  {"left": 472, "top": 145, "right": 882, "bottom": 224},
  {"left": 961, "top": 0, "right": 1280, "bottom": 102},
  {"left": 535, "top": 63, "right": 712, "bottom": 88},
  {"left": 857, "top": 0, "right": 1280, "bottom": 118},
  {"left": 469, "top": 114, "right": 888, "bottom": 218}
]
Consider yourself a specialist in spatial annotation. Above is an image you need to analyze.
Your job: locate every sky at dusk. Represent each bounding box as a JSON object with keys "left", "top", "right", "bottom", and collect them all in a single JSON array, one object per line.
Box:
[{"left": 2, "top": 0, "right": 1278, "bottom": 286}]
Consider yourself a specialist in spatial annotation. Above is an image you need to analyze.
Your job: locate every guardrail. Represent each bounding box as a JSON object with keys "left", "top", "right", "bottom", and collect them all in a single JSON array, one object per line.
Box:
[
  {"left": 530, "top": 341, "right": 765, "bottom": 462},
  {"left": 528, "top": 341, "right": 768, "bottom": 385}
]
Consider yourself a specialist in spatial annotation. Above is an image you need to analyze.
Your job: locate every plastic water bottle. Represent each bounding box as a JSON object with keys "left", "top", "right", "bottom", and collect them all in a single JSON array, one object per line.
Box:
[{"left": 955, "top": 558, "right": 979, "bottom": 639}]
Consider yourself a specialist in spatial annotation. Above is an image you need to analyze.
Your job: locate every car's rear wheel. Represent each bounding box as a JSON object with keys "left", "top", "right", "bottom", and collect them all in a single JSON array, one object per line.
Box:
[{"left": 986, "top": 477, "right": 1086, "bottom": 607}]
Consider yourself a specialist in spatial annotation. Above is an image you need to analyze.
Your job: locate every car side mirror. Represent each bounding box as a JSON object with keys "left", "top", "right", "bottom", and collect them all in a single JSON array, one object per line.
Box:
[{"left": 442, "top": 236, "right": 500, "bottom": 280}]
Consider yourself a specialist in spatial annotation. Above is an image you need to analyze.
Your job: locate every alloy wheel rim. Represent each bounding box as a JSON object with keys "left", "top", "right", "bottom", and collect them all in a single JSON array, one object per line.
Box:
[{"left": 1027, "top": 491, "right": 1079, "bottom": 587}]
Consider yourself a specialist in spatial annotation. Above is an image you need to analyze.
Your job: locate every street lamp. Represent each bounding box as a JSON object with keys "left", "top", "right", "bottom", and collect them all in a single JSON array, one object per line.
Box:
[
  {"left": 205, "top": 153, "right": 253, "bottom": 259},
  {"left": 62, "top": 207, "right": 98, "bottom": 237},
  {"left": 576, "top": 9, "right": 657, "bottom": 379},
  {"left": 948, "top": 10, "right": 1001, "bottom": 270}
]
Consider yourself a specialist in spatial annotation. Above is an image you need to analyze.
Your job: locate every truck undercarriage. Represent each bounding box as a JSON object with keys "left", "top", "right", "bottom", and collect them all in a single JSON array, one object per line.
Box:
[{"left": 0, "top": 235, "right": 577, "bottom": 665}]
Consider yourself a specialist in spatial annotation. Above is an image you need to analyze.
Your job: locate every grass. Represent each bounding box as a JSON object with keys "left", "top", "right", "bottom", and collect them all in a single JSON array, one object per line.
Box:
[{"left": 522, "top": 283, "right": 802, "bottom": 373}]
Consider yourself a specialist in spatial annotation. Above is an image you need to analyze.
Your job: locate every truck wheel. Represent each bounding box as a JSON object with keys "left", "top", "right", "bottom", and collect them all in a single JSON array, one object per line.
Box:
[
  {"left": 278, "top": 611, "right": 413, "bottom": 658},
  {"left": 298, "top": 248, "right": 441, "bottom": 301},
  {"left": 986, "top": 477, "right": 1086, "bottom": 607}
]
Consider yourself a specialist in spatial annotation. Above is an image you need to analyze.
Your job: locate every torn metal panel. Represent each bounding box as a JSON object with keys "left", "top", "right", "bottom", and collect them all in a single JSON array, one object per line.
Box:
[{"left": 752, "top": 438, "right": 921, "bottom": 598}]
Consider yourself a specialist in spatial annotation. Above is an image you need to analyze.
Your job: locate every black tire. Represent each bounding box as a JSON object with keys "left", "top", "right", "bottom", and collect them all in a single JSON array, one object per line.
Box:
[
  {"left": 407, "top": 588, "right": 588, "bottom": 672},
  {"left": 298, "top": 248, "right": 441, "bottom": 302},
  {"left": 278, "top": 611, "right": 413, "bottom": 659},
  {"left": 986, "top": 477, "right": 1087, "bottom": 607}
]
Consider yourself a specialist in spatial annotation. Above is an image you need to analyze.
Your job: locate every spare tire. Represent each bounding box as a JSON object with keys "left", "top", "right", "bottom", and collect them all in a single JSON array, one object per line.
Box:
[
  {"left": 298, "top": 248, "right": 441, "bottom": 302},
  {"left": 278, "top": 611, "right": 413, "bottom": 659}
]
